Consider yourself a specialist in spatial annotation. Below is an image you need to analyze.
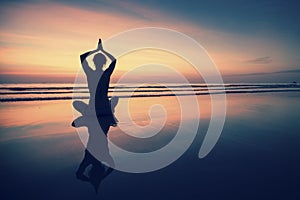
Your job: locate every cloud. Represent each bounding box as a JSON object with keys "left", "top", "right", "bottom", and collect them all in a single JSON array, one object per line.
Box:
[
  {"left": 223, "top": 69, "right": 300, "bottom": 83},
  {"left": 244, "top": 56, "right": 272, "bottom": 64},
  {"left": 225, "top": 69, "right": 300, "bottom": 77},
  {"left": 273, "top": 69, "right": 300, "bottom": 74}
]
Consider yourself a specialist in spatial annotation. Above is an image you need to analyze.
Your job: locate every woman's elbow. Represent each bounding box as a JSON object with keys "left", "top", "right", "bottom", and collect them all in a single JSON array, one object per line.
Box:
[{"left": 80, "top": 55, "right": 85, "bottom": 62}]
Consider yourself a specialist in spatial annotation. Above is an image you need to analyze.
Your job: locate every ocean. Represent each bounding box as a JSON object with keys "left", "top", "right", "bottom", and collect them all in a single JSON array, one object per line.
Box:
[
  {"left": 0, "top": 82, "right": 299, "bottom": 102},
  {"left": 0, "top": 83, "right": 299, "bottom": 199}
]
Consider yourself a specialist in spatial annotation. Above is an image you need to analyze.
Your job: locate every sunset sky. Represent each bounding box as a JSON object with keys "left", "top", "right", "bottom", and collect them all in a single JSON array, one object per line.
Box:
[{"left": 0, "top": 0, "right": 299, "bottom": 83}]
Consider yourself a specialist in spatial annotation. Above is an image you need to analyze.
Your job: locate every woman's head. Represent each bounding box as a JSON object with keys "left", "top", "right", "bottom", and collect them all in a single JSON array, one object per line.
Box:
[{"left": 93, "top": 53, "right": 107, "bottom": 70}]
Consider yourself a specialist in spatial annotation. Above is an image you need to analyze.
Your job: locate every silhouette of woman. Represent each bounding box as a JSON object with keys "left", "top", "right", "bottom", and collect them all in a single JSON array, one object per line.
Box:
[
  {"left": 79, "top": 39, "right": 117, "bottom": 122},
  {"left": 76, "top": 38, "right": 117, "bottom": 131}
]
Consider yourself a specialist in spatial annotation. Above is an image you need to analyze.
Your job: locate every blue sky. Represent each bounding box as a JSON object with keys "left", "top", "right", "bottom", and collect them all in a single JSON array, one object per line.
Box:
[{"left": 0, "top": 0, "right": 299, "bottom": 83}]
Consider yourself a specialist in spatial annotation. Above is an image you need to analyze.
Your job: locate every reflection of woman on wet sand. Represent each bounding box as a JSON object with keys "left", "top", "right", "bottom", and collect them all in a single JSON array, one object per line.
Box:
[
  {"left": 72, "top": 39, "right": 118, "bottom": 192},
  {"left": 72, "top": 99, "right": 117, "bottom": 193}
]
